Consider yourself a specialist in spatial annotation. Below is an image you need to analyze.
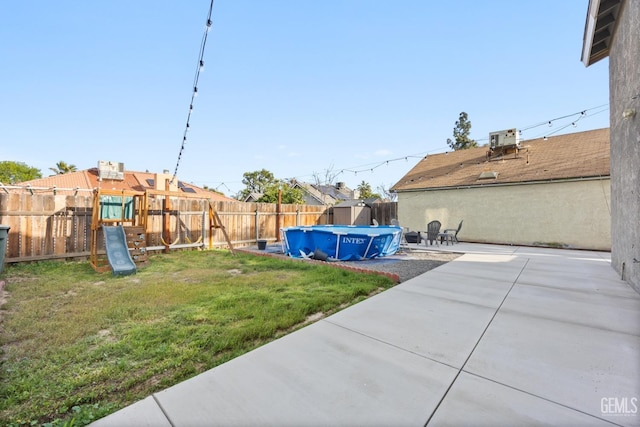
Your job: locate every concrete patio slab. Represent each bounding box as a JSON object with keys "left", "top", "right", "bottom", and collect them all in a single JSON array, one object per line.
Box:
[
  {"left": 428, "top": 372, "right": 614, "bottom": 426},
  {"left": 503, "top": 281, "right": 640, "bottom": 335},
  {"left": 398, "top": 269, "right": 515, "bottom": 309},
  {"left": 427, "top": 253, "right": 527, "bottom": 281},
  {"left": 326, "top": 285, "right": 498, "bottom": 368},
  {"left": 517, "top": 261, "right": 635, "bottom": 296},
  {"left": 153, "top": 320, "right": 458, "bottom": 426},
  {"left": 90, "top": 396, "right": 171, "bottom": 427},
  {"left": 464, "top": 310, "right": 640, "bottom": 425}
]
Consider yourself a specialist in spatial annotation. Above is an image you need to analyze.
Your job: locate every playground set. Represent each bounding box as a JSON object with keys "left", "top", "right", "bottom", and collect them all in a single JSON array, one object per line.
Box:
[
  {"left": 88, "top": 3, "right": 230, "bottom": 276},
  {"left": 89, "top": 186, "right": 233, "bottom": 276}
]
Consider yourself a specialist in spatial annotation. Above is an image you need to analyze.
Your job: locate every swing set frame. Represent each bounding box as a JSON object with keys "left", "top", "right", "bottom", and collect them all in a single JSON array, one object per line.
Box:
[{"left": 89, "top": 185, "right": 233, "bottom": 273}]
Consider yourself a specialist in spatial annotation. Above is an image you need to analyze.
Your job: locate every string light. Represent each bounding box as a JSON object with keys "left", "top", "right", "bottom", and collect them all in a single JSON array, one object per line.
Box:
[
  {"left": 519, "top": 104, "right": 607, "bottom": 134},
  {"left": 536, "top": 104, "right": 608, "bottom": 140},
  {"left": 200, "top": 103, "right": 609, "bottom": 192},
  {"left": 170, "top": 0, "right": 216, "bottom": 184}
]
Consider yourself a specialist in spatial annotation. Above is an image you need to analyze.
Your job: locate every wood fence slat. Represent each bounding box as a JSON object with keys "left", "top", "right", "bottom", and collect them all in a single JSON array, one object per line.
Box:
[{"left": 1, "top": 193, "right": 397, "bottom": 262}]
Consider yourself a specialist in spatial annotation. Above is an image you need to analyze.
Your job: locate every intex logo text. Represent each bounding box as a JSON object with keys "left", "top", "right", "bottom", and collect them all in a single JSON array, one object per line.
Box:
[
  {"left": 342, "top": 237, "right": 366, "bottom": 244},
  {"left": 601, "top": 397, "right": 638, "bottom": 416}
]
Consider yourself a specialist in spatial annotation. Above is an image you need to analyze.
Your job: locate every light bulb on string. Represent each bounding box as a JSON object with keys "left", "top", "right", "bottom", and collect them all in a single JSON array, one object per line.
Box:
[
  {"left": 171, "top": 0, "right": 215, "bottom": 184},
  {"left": 548, "top": 121, "right": 552, "bottom": 127}
]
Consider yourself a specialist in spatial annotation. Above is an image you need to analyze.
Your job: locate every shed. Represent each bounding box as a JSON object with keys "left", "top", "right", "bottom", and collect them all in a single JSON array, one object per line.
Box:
[{"left": 333, "top": 200, "right": 371, "bottom": 225}]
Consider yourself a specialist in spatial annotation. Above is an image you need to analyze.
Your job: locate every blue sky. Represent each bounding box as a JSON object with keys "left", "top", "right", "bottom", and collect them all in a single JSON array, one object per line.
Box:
[{"left": 1, "top": 1, "right": 609, "bottom": 197}]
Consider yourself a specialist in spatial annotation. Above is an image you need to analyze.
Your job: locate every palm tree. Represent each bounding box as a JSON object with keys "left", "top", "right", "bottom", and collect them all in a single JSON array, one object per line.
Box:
[{"left": 49, "top": 161, "right": 78, "bottom": 175}]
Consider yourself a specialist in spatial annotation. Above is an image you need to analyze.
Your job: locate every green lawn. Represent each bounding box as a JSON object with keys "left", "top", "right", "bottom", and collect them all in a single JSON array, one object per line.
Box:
[{"left": 0, "top": 250, "right": 395, "bottom": 426}]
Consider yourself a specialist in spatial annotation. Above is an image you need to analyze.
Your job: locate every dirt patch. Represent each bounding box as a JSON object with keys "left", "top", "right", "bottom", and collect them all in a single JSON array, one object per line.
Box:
[
  {"left": 0, "top": 280, "right": 6, "bottom": 325},
  {"left": 304, "top": 312, "right": 325, "bottom": 324}
]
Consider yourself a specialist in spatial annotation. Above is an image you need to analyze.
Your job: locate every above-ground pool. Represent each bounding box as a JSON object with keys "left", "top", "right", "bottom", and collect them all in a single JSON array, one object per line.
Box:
[{"left": 281, "top": 225, "right": 402, "bottom": 261}]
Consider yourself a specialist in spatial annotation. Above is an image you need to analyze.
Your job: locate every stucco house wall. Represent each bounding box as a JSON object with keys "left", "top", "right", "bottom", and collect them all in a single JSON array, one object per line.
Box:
[
  {"left": 608, "top": 0, "right": 640, "bottom": 291},
  {"left": 398, "top": 178, "right": 611, "bottom": 251}
]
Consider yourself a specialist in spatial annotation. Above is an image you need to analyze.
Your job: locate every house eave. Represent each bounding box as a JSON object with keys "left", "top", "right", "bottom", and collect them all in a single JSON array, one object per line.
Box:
[
  {"left": 581, "top": 0, "right": 622, "bottom": 66},
  {"left": 394, "top": 176, "right": 610, "bottom": 193}
]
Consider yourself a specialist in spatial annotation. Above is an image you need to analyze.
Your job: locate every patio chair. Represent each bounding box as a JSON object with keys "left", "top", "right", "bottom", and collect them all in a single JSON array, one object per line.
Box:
[
  {"left": 424, "top": 220, "right": 441, "bottom": 246},
  {"left": 439, "top": 220, "right": 463, "bottom": 245}
]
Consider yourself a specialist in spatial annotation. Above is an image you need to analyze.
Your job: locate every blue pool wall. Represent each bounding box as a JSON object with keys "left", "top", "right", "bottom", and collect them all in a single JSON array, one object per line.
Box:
[{"left": 281, "top": 225, "right": 402, "bottom": 261}]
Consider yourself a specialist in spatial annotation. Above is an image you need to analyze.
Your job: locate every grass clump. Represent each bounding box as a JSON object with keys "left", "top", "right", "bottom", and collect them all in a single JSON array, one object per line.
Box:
[{"left": 0, "top": 250, "right": 394, "bottom": 426}]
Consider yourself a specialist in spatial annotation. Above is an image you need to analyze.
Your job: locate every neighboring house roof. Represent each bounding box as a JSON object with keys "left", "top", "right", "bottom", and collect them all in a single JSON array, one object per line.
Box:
[
  {"left": 243, "top": 192, "right": 263, "bottom": 203},
  {"left": 292, "top": 181, "right": 338, "bottom": 205},
  {"left": 582, "top": 0, "right": 622, "bottom": 66},
  {"left": 361, "top": 197, "right": 383, "bottom": 206},
  {"left": 290, "top": 180, "right": 362, "bottom": 205},
  {"left": 392, "top": 128, "right": 610, "bottom": 192},
  {"left": 315, "top": 184, "right": 352, "bottom": 201},
  {"left": 9, "top": 168, "right": 235, "bottom": 201}
]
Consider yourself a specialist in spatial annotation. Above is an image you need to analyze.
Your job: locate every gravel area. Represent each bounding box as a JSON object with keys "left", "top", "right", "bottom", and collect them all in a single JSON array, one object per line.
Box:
[{"left": 344, "top": 250, "right": 461, "bottom": 282}]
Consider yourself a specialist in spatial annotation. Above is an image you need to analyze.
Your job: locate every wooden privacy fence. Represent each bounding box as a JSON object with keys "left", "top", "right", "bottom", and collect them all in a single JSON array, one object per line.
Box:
[
  {"left": 370, "top": 202, "right": 399, "bottom": 226},
  {"left": 0, "top": 193, "right": 334, "bottom": 263}
]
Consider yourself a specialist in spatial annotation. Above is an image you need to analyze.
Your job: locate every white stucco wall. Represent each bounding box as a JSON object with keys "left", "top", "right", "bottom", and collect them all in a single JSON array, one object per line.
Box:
[{"left": 397, "top": 179, "right": 611, "bottom": 251}]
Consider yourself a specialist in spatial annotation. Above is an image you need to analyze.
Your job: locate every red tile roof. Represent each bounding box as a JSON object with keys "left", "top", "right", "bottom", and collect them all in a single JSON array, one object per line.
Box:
[
  {"left": 391, "top": 128, "right": 610, "bottom": 192},
  {"left": 8, "top": 168, "right": 236, "bottom": 201}
]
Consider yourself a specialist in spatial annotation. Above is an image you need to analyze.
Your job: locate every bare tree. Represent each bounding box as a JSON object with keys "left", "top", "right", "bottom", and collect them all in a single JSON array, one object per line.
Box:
[
  {"left": 377, "top": 184, "right": 397, "bottom": 202},
  {"left": 312, "top": 163, "right": 340, "bottom": 186}
]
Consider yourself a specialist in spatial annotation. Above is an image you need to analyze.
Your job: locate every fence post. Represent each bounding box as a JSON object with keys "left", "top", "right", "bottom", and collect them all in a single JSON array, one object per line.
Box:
[
  {"left": 163, "top": 179, "right": 172, "bottom": 253},
  {"left": 254, "top": 208, "right": 260, "bottom": 242},
  {"left": 296, "top": 208, "right": 300, "bottom": 226},
  {"left": 275, "top": 189, "right": 281, "bottom": 241}
]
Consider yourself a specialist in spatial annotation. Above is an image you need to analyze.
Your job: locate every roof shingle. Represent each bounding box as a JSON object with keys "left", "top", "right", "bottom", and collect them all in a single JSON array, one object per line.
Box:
[{"left": 392, "top": 128, "right": 610, "bottom": 192}]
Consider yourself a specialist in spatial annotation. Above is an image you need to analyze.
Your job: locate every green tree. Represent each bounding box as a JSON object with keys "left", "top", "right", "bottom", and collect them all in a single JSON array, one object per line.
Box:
[
  {"left": 446, "top": 112, "right": 477, "bottom": 150},
  {"left": 238, "top": 169, "right": 277, "bottom": 200},
  {"left": 258, "top": 182, "right": 305, "bottom": 204},
  {"left": 356, "top": 181, "right": 380, "bottom": 199},
  {"left": 49, "top": 161, "right": 77, "bottom": 175},
  {"left": 202, "top": 185, "right": 225, "bottom": 196},
  {"left": 0, "top": 161, "right": 42, "bottom": 183}
]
